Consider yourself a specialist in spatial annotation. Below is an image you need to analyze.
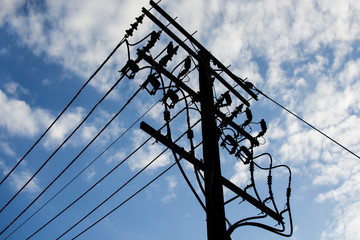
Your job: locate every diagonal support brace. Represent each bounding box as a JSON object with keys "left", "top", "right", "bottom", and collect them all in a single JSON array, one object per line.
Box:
[{"left": 140, "top": 121, "right": 283, "bottom": 224}]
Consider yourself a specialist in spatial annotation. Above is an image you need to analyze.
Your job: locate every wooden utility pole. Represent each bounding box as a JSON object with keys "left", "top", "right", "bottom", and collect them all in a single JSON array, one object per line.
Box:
[
  {"left": 140, "top": 1, "right": 290, "bottom": 239},
  {"left": 198, "top": 50, "right": 229, "bottom": 240}
]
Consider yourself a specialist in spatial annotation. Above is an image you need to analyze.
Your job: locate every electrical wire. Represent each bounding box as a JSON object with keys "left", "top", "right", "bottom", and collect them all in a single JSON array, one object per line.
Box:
[
  {"left": 0, "top": 72, "right": 126, "bottom": 215},
  {"left": 13, "top": 106, "right": 187, "bottom": 239},
  {"left": 0, "top": 81, "right": 140, "bottom": 235},
  {"left": 255, "top": 87, "right": 360, "bottom": 160},
  {"left": 56, "top": 119, "right": 202, "bottom": 240},
  {"left": 0, "top": 37, "right": 127, "bottom": 186},
  {"left": 4, "top": 100, "right": 160, "bottom": 240},
  {"left": 70, "top": 161, "right": 177, "bottom": 240}
]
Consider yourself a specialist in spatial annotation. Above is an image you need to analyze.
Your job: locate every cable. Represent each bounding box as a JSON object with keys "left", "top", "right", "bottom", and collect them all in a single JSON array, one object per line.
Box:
[
  {"left": 0, "top": 72, "right": 126, "bottom": 215},
  {"left": 70, "top": 161, "right": 177, "bottom": 240},
  {"left": 254, "top": 88, "right": 360, "bottom": 160},
  {"left": 28, "top": 127, "right": 150, "bottom": 240},
  {"left": 13, "top": 106, "right": 186, "bottom": 239},
  {"left": 0, "top": 37, "right": 127, "bottom": 186},
  {"left": 56, "top": 119, "right": 201, "bottom": 240},
  {"left": 0, "top": 82, "right": 140, "bottom": 235},
  {"left": 4, "top": 100, "right": 160, "bottom": 240}
]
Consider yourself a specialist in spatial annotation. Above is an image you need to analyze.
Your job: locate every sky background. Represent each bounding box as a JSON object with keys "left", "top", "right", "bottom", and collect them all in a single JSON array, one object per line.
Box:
[{"left": 0, "top": 0, "right": 360, "bottom": 239}]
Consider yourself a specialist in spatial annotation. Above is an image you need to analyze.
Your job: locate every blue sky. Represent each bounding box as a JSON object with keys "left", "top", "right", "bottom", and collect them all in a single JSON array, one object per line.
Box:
[{"left": 1, "top": 0, "right": 360, "bottom": 239}]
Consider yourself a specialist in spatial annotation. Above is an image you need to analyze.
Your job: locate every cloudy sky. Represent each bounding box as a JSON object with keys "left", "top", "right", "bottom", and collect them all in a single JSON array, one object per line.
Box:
[{"left": 1, "top": 0, "right": 360, "bottom": 239}]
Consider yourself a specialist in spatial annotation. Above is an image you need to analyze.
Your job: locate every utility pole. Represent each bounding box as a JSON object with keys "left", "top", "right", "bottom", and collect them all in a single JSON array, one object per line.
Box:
[
  {"left": 198, "top": 50, "right": 229, "bottom": 240},
  {"left": 137, "top": 1, "right": 293, "bottom": 239}
]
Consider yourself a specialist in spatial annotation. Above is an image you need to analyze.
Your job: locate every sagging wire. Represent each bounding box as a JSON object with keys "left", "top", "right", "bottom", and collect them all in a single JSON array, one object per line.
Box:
[
  {"left": 226, "top": 152, "right": 293, "bottom": 237},
  {"left": 24, "top": 106, "right": 188, "bottom": 239},
  {"left": 0, "top": 10, "right": 153, "bottom": 217},
  {"left": 0, "top": 36, "right": 128, "bottom": 187},
  {"left": 151, "top": 50, "right": 206, "bottom": 211},
  {"left": 0, "top": 79, "right": 142, "bottom": 236},
  {"left": 4, "top": 99, "right": 161, "bottom": 240},
  {"left": 57, "top": 118, "right": 203, "bottom": 240},
  {"left": 227, "top": 162, "right": 293, "bottom": 237},
  {"left": 167, "top": 86, "right": 206, "bottom": 210},
  {"left": 71, "top": 162, "right": 178, "bottom": 240},
  {"left": 212, "top": 87, "right": 292, "bottom": 236},
  {"left": 251, "top": 85, "right": 360, "bottom": 161}
]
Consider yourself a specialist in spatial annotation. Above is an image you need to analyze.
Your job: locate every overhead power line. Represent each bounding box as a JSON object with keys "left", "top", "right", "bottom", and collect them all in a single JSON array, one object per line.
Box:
[
  {"left": 4, "top": 100, "right": 160, "bottom": 240},
  {"left": 0, "top": 37, "right": 127, "bottom": 186},
  {"left": 54, "top": 119, "right": 202, "bottom": 240},
  {"left": 0, "top": 84, "right": 141, "bottom": 235},
  {"left": 256, "top": 88, "right": 360, "bottom": 160},
  {"left": 70, "top": 161, "right": 177, "bottom": 240}
]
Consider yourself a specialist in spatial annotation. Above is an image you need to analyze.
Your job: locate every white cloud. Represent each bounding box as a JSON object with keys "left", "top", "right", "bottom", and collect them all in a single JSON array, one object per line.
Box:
[
  {"left": 8, "top": 169, "right": 42, "bottom": 194},
  {"left": 320, "top": 201, "right": 360, "bottom": 240},
  {"left": 4, "top": 82, "right": 29, "bottom": 97},
  {"left": 229, "top": 161, "right": 250, "bottom": 187},
  {"left": 0, "top": 90, "right": 52, "bottom": 137},
  {"left": 161, "top": 192, "right": 176, "bottom": 204},
  {"left": 106, "top": 151, "right": 126, "bottom": 165},
  {"left": 127, "top": 129, "right": 171, "bottom": 171},
  {"left": 44, "top": 106, "right": 85, "bottom": 148},
  {"left": 1, "top": 0, "right": 360, "bottom": 238},
  {"left": 0, "top": 141, "right": 16, "bottom": 157},
  {"left": 165, "top": 175, "right": 178, "bottom": 190},
  {"left": 0, "top": 0, "right": 25, "bottom": 24}
]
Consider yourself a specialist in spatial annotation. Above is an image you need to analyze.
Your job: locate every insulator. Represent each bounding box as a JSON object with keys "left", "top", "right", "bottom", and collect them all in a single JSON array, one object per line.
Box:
[
  {"left": 119, "top": 59, "right": 139, "bottom": 79},
  {"left": 232, "top": 104, "right": 243, "bottom": 118},
  {"left": 125, "top": 28, "right": 134, "bottom": 37},
  {"left": 242, "top": 108, "right": 253, "bottom": 127},
  {"left": 187, "top": 129, "right": 194, "bottom": 139},
  {"left": 221, "top": 135, "right": 238, "bottom": 154},
  {"left": 249, "top": 160, "right": 254, "bottom": 172},
  {"left": 163, "top": 110, "right": 170, "bottom": 122},
  {"left": 136, "top": 15, "right": 144, "bottom": 24},
  {"left": 142, "top": 74, "right": 160, "bottom": 95},
  {"left": 267, "top": 175, "right": 272, "bottom": 185},
  {"left": 159, "top": 42, "right": 179, "bottom": 67},
  {"left": 256, "top": 119, "right": 267, "bottom": 138},
  {"left": 286, "top": 187, "right": 292, "bottom": 198},
  {"left": 184, "top": 56, "right": 191, "bottom": 69},
  {"left": 131, "top": 22, "right": 138, "bottom": 30},
  {"left": 216, "top": 91, "right": 232, "bottom": 108},
  {"left": 178, "top": 56, "right": 192, "bottom": 79},
  {"left": 142, "top": 31, "right": 161, "bottom": 53},
  {"left": 244, "top": 81, "right": 254, "bottom": 89},
  {"left": 163, "top": 89, "right": 179, "bottom": 109},
  {"left": 237, "top": 146, "right": 253, "bottom": 164},
  {"left": 166, "top": 41, "right": 174, "bottom": 54}
]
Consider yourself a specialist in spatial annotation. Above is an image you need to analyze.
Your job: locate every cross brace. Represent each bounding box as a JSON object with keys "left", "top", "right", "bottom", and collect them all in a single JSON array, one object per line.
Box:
[{"left": 140, "top": 121, "right": 283, "bottom": 223}]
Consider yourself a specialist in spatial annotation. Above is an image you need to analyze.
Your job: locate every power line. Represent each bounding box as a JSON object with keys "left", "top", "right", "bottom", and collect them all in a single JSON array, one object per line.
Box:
[
  {"left": 27, "top": 127, "right": 150, "bottom": 239},
  {"left": 0, "top": 83, "right": 140, "bottom": 235},
  {"left": 0, "top": 72, "right": 127, "bottom": 215},
  {"left": 71, "top": 161, "right": 177, "bottom": 240},
  {"left": 4, "top": 100, "right": 160, "bottom": 240},
  {"left": 6, "top": 104, "right": 186, "bottom": 238},
  {"left": 0, "top": 37, "right": 127, "bottom": 186},
  {"left": 55, "top": 119, "right": 202, "bottom": 240},
  {"left": 256, "top": 88, "right": 360, "bottom": 160}
]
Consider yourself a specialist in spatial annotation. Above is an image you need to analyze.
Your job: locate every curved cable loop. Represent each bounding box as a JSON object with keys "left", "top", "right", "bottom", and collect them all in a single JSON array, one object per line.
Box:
[{"left": 228, "top": 153, "right": 293, "bottom": 237}]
